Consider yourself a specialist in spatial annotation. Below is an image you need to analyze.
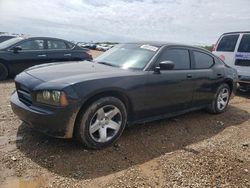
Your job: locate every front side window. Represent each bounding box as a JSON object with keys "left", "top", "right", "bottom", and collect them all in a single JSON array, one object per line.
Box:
[
  {"left": 157, "top": 48, "right": 190, "bottom": 70},
  {"left": 66, "top": 42, "right": 74, "bottom": 49},
  {"left": 94, "top": 44, "right": 158, "bottom": 70},
  {"left": 48, "top": 40, "right": 67, "bottom": 49},
  {"left": 216, "top": 34, "right": 239, "bottom": 52},
  {"left": 238, "top": 34, "right": 250, "bottom": 52},
  {"left": 19, "top": 40, "right": 44, "bottom": 50},
  {"left": 194, "top": 51, "right": 214, "bottom": 69}
]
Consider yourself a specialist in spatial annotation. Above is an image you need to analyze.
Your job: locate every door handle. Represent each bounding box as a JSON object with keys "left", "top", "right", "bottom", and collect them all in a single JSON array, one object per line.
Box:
[
  {"left": 217, "top": 73, "right": 223, "bottom": 78},
  {"left": 37, "top": 54, "right": 47, "bottom": 57},
  {"left": 64, "top": 53, "right": 72, "bottom": 56},
  {"left": 187, "top": 74, "right": 193, "bottom": 79}
]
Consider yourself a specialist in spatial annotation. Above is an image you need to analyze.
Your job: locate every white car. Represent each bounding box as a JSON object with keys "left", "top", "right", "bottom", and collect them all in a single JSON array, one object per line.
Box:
[
  {"left": 96, "top": 44, "right": 110, "bottom": 51},
  {"left": 213, "top": 31, "right": 250, "bottom": 90}
]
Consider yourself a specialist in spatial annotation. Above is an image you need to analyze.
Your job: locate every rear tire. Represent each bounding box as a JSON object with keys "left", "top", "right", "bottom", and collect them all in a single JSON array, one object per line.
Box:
[
  {"left": 75, "top": 97, "right": 127, "bottom": 149},
  {"left": 207, "top": 83, "right": 230, "bottom": 114},
  {"left": 0, "top": 63, "right": 8, "bottom": 80}
]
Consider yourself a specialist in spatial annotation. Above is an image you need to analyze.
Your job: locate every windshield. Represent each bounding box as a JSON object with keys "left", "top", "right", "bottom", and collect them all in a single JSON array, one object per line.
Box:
[
  {"left": 0, "top": 37, "right": 23, "bottom": 50},
  {"left": 94, "top": 44, "right": 159, "bottom": 70}
]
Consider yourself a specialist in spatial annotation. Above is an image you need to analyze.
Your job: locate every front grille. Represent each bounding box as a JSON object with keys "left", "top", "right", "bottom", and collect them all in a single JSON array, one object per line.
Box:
[
  {"left": 16, "top": 82, "right": 32, "bottom": 106},
  {"left": 235, "top": 59, "right": 250, "bottom": 66}
]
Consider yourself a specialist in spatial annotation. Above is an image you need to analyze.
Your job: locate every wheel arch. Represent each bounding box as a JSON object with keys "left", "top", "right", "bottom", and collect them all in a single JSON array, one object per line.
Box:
[
  {"left": 224, "top": 78, "right": 234, "bottom": 94},
  {"left": 0, "top": 59, "right": 9, "bottom": 78},
  {"left": 0, "top": 59, "right": 9, "bottom": 71},
  {"left": 73, "top": 89, "right": 133, "bottom": 136}
]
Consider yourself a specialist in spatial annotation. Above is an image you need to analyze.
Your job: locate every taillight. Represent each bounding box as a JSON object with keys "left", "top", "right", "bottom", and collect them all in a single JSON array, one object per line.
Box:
[
  {"left": 212, "top": 37, "right": 221, "bottom": 52},
  {"left": 84, "top": 50, "right": 93, "bottom": 60},
  {"left": 219, "top": 55, "right": 225, "bottom": 62},
  {"left": 85, "top": 50, "right": 92, "bottom": 58},
  {"left": 212, "top": 44, "right": 216, "bottom": 52}
]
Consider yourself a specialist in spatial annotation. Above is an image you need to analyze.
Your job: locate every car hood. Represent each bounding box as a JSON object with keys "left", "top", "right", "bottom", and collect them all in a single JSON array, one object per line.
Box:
[{"left": 25, "top": 61, "right": 132, "bottom": 84}]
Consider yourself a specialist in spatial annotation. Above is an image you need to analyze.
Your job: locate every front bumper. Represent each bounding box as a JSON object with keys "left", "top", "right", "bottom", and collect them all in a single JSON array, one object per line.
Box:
[
  {"left": 10, "top": 91, "right": 77, "bottom": 138},
  {"left": 238, "top": 75, "right": 250, "bottom": 84}
]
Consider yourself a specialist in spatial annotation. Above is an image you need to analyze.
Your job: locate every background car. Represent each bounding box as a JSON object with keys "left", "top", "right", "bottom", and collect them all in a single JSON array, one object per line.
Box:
[
  {"left": 212, "top": 31, "right": 250, "bottom": 90},
  {"left": 0, "top": 37, "right": 92, "bottom": 80},
  {"left": 78, "top": 43, "right": 97, "bottom": 50},
  {"left": 11, "top": 42, "right": 237, "bottom": 149},
  {"left": 96, "top": 44, "right": 115, "bottom": 51},
  {"left": 0, "top": 35, "right": 17, "bottom": 43}
]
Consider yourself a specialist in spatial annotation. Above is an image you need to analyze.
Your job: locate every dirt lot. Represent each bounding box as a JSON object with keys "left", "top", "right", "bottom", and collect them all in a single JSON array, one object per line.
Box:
[{"left": 0, "top": 51, "right": 250, "bottom": 187}]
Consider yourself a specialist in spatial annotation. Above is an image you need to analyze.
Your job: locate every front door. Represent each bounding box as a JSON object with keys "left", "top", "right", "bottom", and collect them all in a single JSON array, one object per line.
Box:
[
  {"left": 8, "top": 39, "right": 47, "bottom": 75},
  {"left": 142, "top": 47, "right": 195, "bottom": 118}
]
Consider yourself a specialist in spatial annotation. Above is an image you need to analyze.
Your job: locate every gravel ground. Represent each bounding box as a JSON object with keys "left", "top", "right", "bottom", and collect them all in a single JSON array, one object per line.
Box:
[{"left": 0, "top": 51, "right": 249, "bottom": 187}]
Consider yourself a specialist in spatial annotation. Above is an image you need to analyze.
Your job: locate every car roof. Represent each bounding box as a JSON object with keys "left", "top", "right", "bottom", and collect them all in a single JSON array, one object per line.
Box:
[
  {"left": 20, "top": 36, "right": 70, "bottom": 41},
  {"left": 0, "top": 35, "right": 17, "bottom": 37},
  {"left": 222, "top": 31, "right": 250, "bottom": 35},
  {"left": 126, "top": 41, "right": 210, "bottom": 52}
]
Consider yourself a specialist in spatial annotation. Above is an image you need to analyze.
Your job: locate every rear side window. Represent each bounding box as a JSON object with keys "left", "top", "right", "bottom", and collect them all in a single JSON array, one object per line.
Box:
[
  {"left": 194, "top": 51, "right": 214, "bottom": 69},
  {"left": 238, "top": 34, "right": 250, "bottom": 52},
  {"left": 217, "top": 34, "right": 239, "bottom": 52},
  {"left": 66, "top": 42, "right": 74, "bottom": 49},
  {"left": 48, "top": 40, "right": 67, "bottom": 49},
  {"left": 157, "top": 48, "right": 190, "bottom": 70}
]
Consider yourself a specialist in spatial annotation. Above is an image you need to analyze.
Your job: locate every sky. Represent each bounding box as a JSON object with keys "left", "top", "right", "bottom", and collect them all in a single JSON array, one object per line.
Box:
[{"left": 0, "top": 0, "right": 250, "bottom": 45}]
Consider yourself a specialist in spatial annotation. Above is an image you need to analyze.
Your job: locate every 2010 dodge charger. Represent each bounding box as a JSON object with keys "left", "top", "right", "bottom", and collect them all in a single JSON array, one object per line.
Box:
[{"left": 11, "top": 42, "right": 238, "bottom": 149}]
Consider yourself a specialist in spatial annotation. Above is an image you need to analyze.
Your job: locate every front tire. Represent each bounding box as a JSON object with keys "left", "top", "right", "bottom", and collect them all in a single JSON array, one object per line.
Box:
[
  {"left": 0, "top": 63, "right": 8, "bottom": 80},
  {"left": 207, "top": 83, "right": 230, "bottom": 114},
  {"left": 75, "top": 97, "right": 127, "bottom": 149}
]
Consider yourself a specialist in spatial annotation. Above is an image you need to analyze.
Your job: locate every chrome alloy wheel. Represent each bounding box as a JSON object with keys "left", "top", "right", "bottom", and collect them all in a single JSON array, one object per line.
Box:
[
  {"left": 89, "top": 105, "right": 122, "bottom": 143},
  {"left": 217, "top": 88, "right": 229, "bottom": 111}
]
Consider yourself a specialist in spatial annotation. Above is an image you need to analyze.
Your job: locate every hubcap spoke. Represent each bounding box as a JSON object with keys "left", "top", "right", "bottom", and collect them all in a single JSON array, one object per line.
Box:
[
  {"left": 106, "top": 120, "right": 120, "bottom": 131},
  {"left": 221, "top": 92, "right": 228, "bottom": 99},
  {"left": 89, "top": 105, "right": 122, "bottom": 143},
  {"left": 99, "top": 127, "right": 107, "bottom": 142},
  {"left": 97, "top": 108, "right": 105, "bottom": 120},
  {"left": 106, "top": 107, "right": 119, "bottom": 119},
  {"left": 89, "top": 121, "right": 100, "bottom": 134},
  {"left": 217, "top": 88, "right": 229, "bottom": 110}
]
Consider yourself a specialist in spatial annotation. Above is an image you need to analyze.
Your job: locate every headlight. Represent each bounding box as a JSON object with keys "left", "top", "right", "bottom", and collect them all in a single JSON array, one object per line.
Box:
[{"left": 36, "top": 90, "right": 68, "bottom": 106}]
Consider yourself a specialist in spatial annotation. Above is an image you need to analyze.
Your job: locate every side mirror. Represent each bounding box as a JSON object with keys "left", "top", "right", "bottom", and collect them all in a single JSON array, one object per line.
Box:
[
  {"left": 154, "top": 61, "right": 175, "bottom": 73},
  {"left": 159, "top": 61, "right": 175, "bottom": 70},
  {"left": 12, "top": 46, "right": 22, "bottom": 53}
]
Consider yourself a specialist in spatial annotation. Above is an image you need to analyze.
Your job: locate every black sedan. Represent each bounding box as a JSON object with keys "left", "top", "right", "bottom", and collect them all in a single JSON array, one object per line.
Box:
[
  {"left": 11, "top": 42, "right": 238, "bottom": 149},
  {"left": 0, "top": 37, "right": 92, "bottom": 80}
]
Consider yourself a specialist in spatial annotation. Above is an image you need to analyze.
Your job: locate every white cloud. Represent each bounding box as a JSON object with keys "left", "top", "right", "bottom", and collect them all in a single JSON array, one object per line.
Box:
[{"left": 0, "top": 0, "right": 249, "bottom": 44}]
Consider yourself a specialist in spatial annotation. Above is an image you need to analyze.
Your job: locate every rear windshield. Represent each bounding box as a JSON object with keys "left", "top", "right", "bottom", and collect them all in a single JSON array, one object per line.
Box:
[
  {"left": 0, "top": 36, "right": 15, "bottom": 43},
  {"left": 216, "top": 34, "right": 239, "bottom": 52},
  {"left": 238, "top": 34, "right": 250, "bottom": 52}
]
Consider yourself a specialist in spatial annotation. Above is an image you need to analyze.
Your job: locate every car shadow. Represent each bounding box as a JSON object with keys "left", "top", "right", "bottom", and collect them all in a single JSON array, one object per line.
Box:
[
  {"left": 0, "top": 78, "right": 14, "bottom": 83},
  {"left": 16, "top": 105, "right": 249, "bottom": 180},
  {"left": 236, "top": 89, "right": 250, "bottom": 99}
]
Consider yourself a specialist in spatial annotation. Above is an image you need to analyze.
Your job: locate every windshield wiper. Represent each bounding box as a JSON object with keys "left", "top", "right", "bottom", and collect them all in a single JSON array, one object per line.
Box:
[{"left": 96, "top": 61, "right": 117, "bottom": 67}]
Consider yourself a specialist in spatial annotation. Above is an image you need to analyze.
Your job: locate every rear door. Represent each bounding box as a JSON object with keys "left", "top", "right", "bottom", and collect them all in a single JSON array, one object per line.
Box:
[
  {"left": 144, "top": 47, "right": 195, "bottom": 118},
  {"left": 191, "top": 50, "right": 222, "bottom": 106},
  {"left": 46, "top": 39, "right": 72, "bottom": 62},
  {"left": 213, "top": 34, "right": 239, "bottom": 67},
  {"left": 235, "top": 34, "right": 250, "bottom": 78},
  {"left": 7, "top": 39, "right": 47, "bottom": 75}
]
